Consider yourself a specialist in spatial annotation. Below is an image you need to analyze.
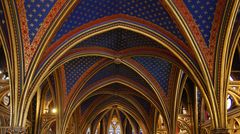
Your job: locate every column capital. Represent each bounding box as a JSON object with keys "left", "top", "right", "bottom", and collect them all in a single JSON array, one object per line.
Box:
[
  {"left": 211, "top": 128, "right": 229, "bottom": 134},
  {"left": 7, "top": 127, "right": 26, "bottom": 134}
]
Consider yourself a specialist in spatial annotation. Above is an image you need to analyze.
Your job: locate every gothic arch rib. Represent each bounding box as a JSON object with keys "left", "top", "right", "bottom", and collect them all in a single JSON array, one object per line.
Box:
[
  {"left": 215, "top": 1, "right": 240, "bottom": 128},
  {"left": 76, "top": 97, "right": 150, "bottom": 134},
  {"left": 22, "top": 19, "right": 217, "bottom": 132},
  {"left": 62, "top": 76, "right": 166, "bottom": 134},
  {"left": 80, "top": 95, "right": 150, "bottom": 133},
  {"left": 162, "top": 0, "right": 220, "bottom": 128}
]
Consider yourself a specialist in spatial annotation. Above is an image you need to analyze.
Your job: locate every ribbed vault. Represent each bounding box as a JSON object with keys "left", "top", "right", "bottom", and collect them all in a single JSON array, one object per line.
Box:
[{"left": 0, "top": 1, "right": 239, "bottom": 134}]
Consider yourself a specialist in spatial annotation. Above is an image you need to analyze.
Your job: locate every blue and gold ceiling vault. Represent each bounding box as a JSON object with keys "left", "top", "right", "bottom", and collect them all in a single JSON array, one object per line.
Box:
[
  {"left": 64, "top": 56, "right": 100, "bottom": 94},
  {"left": 81, "top": 96, "right": 96, "bottom": 113},
  {"left": 133, "top": 95, "right": 151, "bottom": 114},
  {"left": 83, "top": 63, "right": 152, "bottom": 90},
  {"left": 1, "top": 0, "right": 238, "bottom": 132},
  {"left": 75, "top": 29, "right": 164, "bottom": 50},
  {"left": 24, "top": 0, "right": 56, "bottom": 42},
  {"left": 133, "top": 56, "right": 172, "bottom": 94},
  {"left": 183, "top": 0, "right": 217, "bottom": 45},
  {"left": 52, "top": 0, "right": 185, "bottom": 43}
]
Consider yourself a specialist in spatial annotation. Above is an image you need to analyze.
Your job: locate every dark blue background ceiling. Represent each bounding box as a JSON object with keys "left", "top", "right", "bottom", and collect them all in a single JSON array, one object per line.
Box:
[
  {"left": 133, "top": 56, "right": 172, "bottom": 94},
  {"left": 51, "top": 0, "right": 185, "bottom": 43},
  {"left": 24, "top": 0, "right": 56, "bottom": 42},
  {"left": 183, "top": 0, "right": 217, "bottom": 45},
  {"left": 102, "top": 83, "right": 130, "bottom": 92},
  {"left": 83, "top": 63, "right": 153, "bottom": 91},
  {"left": 133, "top": 95, "right": 151, "bottom": 114},
  {"left": 81, "top": 96, "right": 97, "bottom": 113},
  {"left": 75, "top": 28, "right": 164, "bottom": 50},
  {"left": 64, "top": 56, "right": 101, "bottom": 94}
]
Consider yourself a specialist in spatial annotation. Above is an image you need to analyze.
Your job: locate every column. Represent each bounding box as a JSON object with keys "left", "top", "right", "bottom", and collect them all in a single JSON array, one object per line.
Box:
[{"left": 193, "top": 86, "right": 198, "bottom": 134}]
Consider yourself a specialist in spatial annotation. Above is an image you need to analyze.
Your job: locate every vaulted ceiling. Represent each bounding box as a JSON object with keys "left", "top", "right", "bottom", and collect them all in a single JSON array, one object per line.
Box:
[{"left": 0, "top": 0, "right": 239, "bottom": 133}]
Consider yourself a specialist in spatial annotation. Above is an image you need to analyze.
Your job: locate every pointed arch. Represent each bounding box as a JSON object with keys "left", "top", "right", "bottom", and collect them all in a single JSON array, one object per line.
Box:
[
  {"left": 22, "top": 19, "right": 218, "bottom": 131},
  {"left": 215, "top": 0, "right": 240, "bottom": 128},
  {"left": 1, "top": 0, "right": 25, "bottom": 127},
  {"left": 78, "top": 98, "right": 150, "bottom": 134},
  {"left": 62, "top": 76, "right": 167, "bottom": 134}
]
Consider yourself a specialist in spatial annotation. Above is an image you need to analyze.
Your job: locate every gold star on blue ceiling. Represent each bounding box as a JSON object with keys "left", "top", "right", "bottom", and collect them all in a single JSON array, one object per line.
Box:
[
  {"left": 75, "top": 29, "right": 164, "bottom": 50},
  {"left": 25, "top": 0, "right": 56, "bottom": 42},
  {"left": 51, "top": 0, "right": 186, "bottom": 45},
  {"left": 64, "top": 56, "right": 100, "bottom": 94},
  {"left": 133, "top": 56, "right": 172, "bottom": 94},
  {"left": 183, "top": 0, "right": 217, "bottom": 45},
  {"left": 83, "top": 63, "right": 152, "bottom": 91}
]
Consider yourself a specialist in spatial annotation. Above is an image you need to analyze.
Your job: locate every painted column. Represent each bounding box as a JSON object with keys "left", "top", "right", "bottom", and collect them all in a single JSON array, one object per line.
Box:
[{"left": 193, "top": 86, "right": 198, "bottom": 134}]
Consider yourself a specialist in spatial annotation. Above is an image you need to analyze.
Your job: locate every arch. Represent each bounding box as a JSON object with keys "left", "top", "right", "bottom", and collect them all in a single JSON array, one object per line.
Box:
[
  {"left": 41, "top": 48, "right": 186, "bottom": 107},
  {"left": 85, "top": 91, "right": 149, "bottom": 119},
  {"left": 214, "top": 0, "right": 240, "bottom": 128},
  {"left": 41, "top": 82, "right": 56, "bottom": 114},
  {"left": 80, "top": 93, "right": 150, "bottom": 132},
  {"left": 172, "top": 72, "right": 188, "bottom": 134},
  {"left": 22, "top": 19, "right": 218, "bottom": 131},
  {"left": 88, "top": 110, "right": 110, "bottom": 134},
  {"left": 62, "top": 76, "right": 167, "bottom": 133},
  {"left": 0, "top": 23, "right": 14, "bottom": 128},
  {"left": 78, "top": 98, "right": 150, "bottom": 134},
  {"left": 48, "top": 47, "right": 181, "bottom": 74},
  {"left": 40, "top": 119, "right": 56, "bottom": 134},
  {"left": 162, "top": 1, "right": 223, "bottom": 128}
]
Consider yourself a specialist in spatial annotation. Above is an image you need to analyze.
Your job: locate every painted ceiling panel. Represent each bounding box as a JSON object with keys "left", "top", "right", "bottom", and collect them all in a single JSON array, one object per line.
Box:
[
  {"left": 83, "top": 63, "right": 152, "bottom": 90},
  {"left": 64, "top": 56, "right": 100, "bottom": 94},
  {"left": 183, "top": 0, "right": 217, "bottom": 45},
  {"left": 103, "top": 83, "right": 128, "bottom": 91},
  {"left": 25, "top": 0, "right": 56, "bottom": 42},
  {"left": 81, "top": 96, "right": 96, "bottom": 113},
  {"left": 75, "top": 29, "right": 163, "bottom": 50},
  {"left": 133, "top": 56, "right": 172, "bottom": 94},
  {"left": 52, "top": 0, "right": 185, "bottom": 43},
  {"left": 133, "top": 95, "right": 151, "bottom": 114}
]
